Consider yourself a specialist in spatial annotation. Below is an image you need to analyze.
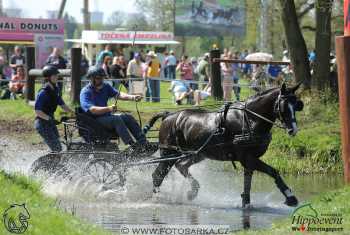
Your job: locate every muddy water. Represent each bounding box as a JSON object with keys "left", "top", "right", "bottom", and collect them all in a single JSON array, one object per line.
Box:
[{"left": 0, "top": 138, "right": 344, "bottom": 233}]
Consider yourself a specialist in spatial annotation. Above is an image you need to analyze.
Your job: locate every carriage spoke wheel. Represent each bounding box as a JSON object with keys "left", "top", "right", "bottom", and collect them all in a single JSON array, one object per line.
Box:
[{"left": 84, "top": 158, "right": 126, "bottom": 188}]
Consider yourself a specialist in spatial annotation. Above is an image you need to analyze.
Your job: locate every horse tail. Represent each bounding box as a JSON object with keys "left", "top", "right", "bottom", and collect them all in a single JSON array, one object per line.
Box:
[{"left": 143, "top": 111, "right": 170, "bottom": 134}]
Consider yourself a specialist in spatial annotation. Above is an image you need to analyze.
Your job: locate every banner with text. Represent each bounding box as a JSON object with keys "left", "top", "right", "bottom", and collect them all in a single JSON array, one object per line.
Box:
[
  {"left": 0, "top": 17, "right": 64, "bottom": 41},
  {"left": 98, "top": 31, "right": 174, "bottom": 42},
  {"left": 34, "top": 34, "right": 64, "bottom": 68}
]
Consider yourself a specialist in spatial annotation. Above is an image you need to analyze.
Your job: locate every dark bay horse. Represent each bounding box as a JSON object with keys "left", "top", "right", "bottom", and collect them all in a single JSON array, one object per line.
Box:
[{"left": 144, "top": 83, "right": 304, "bottom": 208}]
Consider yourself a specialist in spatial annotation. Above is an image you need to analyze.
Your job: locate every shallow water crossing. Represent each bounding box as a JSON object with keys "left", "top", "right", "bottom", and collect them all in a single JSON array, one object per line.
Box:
[
  {"left": 51, "top": 162, "right": 343, "bottom": 233},
  {"left": 0, "top": 138, "right": 344, "bottom": 233}
]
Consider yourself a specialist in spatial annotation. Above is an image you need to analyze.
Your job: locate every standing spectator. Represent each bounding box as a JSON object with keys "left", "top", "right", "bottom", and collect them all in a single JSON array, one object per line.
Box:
[
  {"left": 9, "top": 65, "right": 26, "bottom": 99},
  {"left": 139, "top": 49, "right": 146, "bottom": 63},
  {"left": 146, "top": 51, "right": 161, "bottom": 102},
  {"left": 239, "top": 49, "right": 249, "bottom": 71},
  {"left": 0, "top": 47, "right": 5, "bottom": 70},
  {"left": 268, "top": 64, "right": 282, "bottom": 86},
  {"left": 309, "top": 49, "right": 316, "bottom": 74},
  {"left": 157, "top": 51, "right": 166, "bottom": 80},
  {"left": 118, "top": 55, "right": 128, "bottom": 79},
  {"left": 96, "top": 44, "right": 113, "bottom": 65},
  {"left": 10, "top": 46, "right": 26, "bottom": 74},
  {"left": 0, "top": 57, "right": 13, "bottom": 100},
  {"left": 102, "top": 56, "right": 112, "bottom": 78},
  {"left": 221, "top": 48, "right": 229, "bottom": 59},
  {"left": 111, "top": 56, "right": 127, "bottom": 91},
  {"left": 127, "top": 53, "right": 143, "bottom": 78},
  {"left": 46, "top": 47, "right": 67, "bottom": 96},
  {"left": 165, "top": 50, "right": 177, "bottom": 80},
  {"left": 232, "top": 53, "right": 241, "bottom": 101},
  {"left": 220, "top": 52, "right": 233, "bottom": 102},
  {"left": 101, "top": 55, "right": 112, "bottom": 87},
  {"left": 0, "top": 51, "right": 6, "bottom": 84},
  {"left": 127, "top": 53, "right": 143, "bottom": 93},
  {"left": 177, "top": 55, "right": 193, "bottom": 81},
  {"left": 243, "top": 50, "right": 252, "bottom": 79},
  {"left": 163, "top": 51, "right": 169, "bottom": 79},
  {"left": 46, "top": 47, "right": 67, "bottom": 69},
  {"left": 308, "top": 49, "right": 316, "bottom": 63},
  {"left": 190, "top": 57, "right": 199, "bottom": 91},
  {"left": 177, "top": 55, "right": 193, "bottom": 104},
  {"left": 129, "top": 51, "right": 135, "bottom": 61},
  {"left": 197, "top": 53, "right": 211, "bottom": 89}
]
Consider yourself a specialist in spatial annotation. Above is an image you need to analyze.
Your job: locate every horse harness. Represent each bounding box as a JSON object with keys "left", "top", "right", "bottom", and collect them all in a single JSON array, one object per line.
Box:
[
  {"left": 160, "top": 95, "right": 291, "bottom": 158},
  {"left": 213, "top": 102, "right": 272, "bottom": 148}
]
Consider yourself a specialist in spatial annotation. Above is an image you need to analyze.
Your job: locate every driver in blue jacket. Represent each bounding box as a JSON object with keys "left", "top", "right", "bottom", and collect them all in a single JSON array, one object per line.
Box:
[{"left": 80, "top": 67, "right": 157, "bottom": 154}]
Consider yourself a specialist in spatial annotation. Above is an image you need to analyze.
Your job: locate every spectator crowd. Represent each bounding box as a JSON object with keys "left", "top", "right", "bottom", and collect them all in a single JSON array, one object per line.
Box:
[{"left": 0, "top": 44, "right": 329, "bottom": 105}]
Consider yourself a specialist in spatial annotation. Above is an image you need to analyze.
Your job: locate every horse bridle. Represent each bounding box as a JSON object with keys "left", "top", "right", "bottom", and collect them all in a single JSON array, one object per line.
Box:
[
  {"left": 273, "top": 93, "right": 297, "bottom": 129},
  {"left": 218, "top": 93, "right": 295, "bottom": 131}
]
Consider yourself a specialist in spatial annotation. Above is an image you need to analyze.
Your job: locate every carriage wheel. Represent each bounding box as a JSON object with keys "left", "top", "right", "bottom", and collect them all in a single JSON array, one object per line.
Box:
[
  {"left": 31, "top": 153, "right": 66, "bottom": 175},
  {"left": 84, "top": 158, "right": 126, "bottom": 188}
]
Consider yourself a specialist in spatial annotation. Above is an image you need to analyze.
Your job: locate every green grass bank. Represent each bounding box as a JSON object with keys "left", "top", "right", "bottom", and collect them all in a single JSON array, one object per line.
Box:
[
  {"left": 237, "top": 185, "right": 350, "bottom": 235},
  {"left": 0, "top": 171, "right": 110, "bottom": 235}
]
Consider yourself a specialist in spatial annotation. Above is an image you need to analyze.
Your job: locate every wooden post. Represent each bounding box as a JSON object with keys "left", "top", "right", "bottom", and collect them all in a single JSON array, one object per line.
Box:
[
  {"left": 25, "top": 47, "right": 36, "bottom": 102},
  {"left": 336, "top": 36, "right": 350, "bottom": 183},
  {"left": 335, "top": 0, "right": 350, "bottom": 183},
  {"left": 210, "top": 49, "right": 223, "bottom": 100},
  {"left": 70, "top": 48, "right": 82, "bottom": 104}
]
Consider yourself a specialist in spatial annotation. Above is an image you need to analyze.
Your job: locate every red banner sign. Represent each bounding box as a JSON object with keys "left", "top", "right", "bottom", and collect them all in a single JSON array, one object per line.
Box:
[
  {"left": 345, "top": 0, "right": 350, "bottom": 36},
  {"left": 98, "top": 31, "right": 173, "bottom": 41}
]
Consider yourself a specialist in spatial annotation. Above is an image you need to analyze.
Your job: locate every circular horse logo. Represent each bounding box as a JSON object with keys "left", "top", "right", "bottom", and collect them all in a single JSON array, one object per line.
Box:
[{"left": 3, "top": 204, "right": 30, "bottom": 234}]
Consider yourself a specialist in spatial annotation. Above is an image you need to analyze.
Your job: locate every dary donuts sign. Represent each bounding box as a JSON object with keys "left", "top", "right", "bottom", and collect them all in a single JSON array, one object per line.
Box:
[
  {"left": 0, "top": 17, "right": 65, "bottom": 68},
  {"left": 0, "top": 17, "right": 64, "bottom": 34}
]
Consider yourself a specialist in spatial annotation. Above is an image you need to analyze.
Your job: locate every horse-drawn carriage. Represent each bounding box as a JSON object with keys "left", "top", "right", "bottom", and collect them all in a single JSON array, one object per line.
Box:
[
  {"left": 31, "top": 84, "right": 304, "bottom": 208},
  {"left": 31, "top": 107, "right": 160, "bottom": 189}
]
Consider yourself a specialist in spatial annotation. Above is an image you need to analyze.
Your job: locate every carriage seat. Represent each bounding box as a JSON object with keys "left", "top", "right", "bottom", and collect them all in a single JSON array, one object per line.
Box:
[{"left": 75, "top": 107, "right": 119, "bottom": 144}]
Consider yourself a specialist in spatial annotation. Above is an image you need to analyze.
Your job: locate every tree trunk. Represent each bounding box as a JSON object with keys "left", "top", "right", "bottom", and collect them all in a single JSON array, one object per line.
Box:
[
  {"left": 260, "top": 0, "right": 270, "bottom": 51},
  {"left": 314, "top": 0, "right": 332, "bottom": 90},
  {"left": 278, "top": 0, "right": 311, "bottom": 89}
]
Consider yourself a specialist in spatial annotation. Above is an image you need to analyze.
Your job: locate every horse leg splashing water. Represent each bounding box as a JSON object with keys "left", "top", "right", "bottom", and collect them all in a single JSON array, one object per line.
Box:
[{"left": 146, "top": 83, "right": 304, "bottom": 208}]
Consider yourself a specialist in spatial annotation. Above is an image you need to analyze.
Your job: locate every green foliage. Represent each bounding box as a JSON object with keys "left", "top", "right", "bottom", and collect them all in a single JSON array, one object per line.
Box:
[{"left": 135, "top": 0, "right": 174, "bottom": 31}]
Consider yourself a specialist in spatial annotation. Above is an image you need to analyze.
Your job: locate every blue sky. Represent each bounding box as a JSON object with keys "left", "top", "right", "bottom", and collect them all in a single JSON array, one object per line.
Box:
[{"left": 3, "top": 0, "right": 138, "bottom": 23}]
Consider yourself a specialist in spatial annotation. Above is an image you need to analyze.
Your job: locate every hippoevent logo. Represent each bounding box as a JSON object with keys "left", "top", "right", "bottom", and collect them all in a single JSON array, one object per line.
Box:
[
  {"left": 3, "top": 204, "right": 30, "bottom": 234},
  {"left": 291, "top": 203, "right": 343, "bottom": 232}
]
